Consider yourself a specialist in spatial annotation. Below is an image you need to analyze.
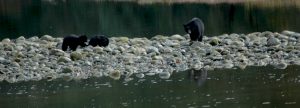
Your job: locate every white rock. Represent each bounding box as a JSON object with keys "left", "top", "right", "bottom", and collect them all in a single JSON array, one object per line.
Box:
[
  {"left": 135, "top": 73, "right": 145, "bottom": 78},
  {"left": 0, "top": 57, "right": 6, "bottom": 63},
  {"left": 151, "top": 35, "right": 168, "bottom": 41},
  {"left": 131, "top": 38, "right": 147, "bottom": 45},
  {"left": 27, "top": 36, "right": 39, "bottom": 42},
  {"left": 116, "top": 37, "right": 129, "bottom": 43},
  {"left": 93, "top": 46, "right": 104, "bottom": 53},
  {"left": 40, "top": 35, "right": 54, "bottom": 41},
  {"left": 16, "top": 36, "right": 26, "bottom": 44},
  {"left": 159, "top": 72, "right": 171, "bottom": 79},
  {"left": 231, "top": 41, "right": 245, "bottom": 47},
  {"left": 209, "top": 37, "right": 220, "bottom": 46},
  {"left": 2, "top": 38, "right": 11, "bottom": 43},
  {"left": 281, "top": 30, "right": 295, "bottom": 36},
  {"left": 58, "top": 57, "right": 72, "bottom": 63},
  {"left": 192, "top": 62, "right": 204, "bottom": 70},
  {"left": 93, "top": 71, "right": 103, "bottom": 77},
  {"left": 170, "top": 34, "right": 185, "bottom": 41},
  {"left": 223, "top": 60, "right": 234, "bottom": 69},
  {"left": 109, "top": 70, "right": 121, "bottom": 80},
  {"left": 152, "top": 56, "right": 163, "bottom": 60},
  {"left": 237, "top": 62, "right": 248, "bottom": 70},
  {"left": 134, "top": 47, "right": 146, "bottom": 55}
]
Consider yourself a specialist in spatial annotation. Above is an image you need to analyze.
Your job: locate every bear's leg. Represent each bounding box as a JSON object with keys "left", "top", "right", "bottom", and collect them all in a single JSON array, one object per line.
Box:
[
  {"left": 70, "top": 45, "right": 78, "bottom": 51},
  {"left": 62, "top": 43, "right": 68, "bottom": 51},
  {"left": 197, "top": 34, "right": 203, "bottom": 41}
]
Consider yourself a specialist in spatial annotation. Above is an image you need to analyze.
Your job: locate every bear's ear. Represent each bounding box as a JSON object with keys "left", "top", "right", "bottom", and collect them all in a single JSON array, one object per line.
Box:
[
  {"left": 183, "top": 25, "right": 190, "bottom": 33},
  {"left": 79, "top": 35, "right": 88, "bottom": 40}
]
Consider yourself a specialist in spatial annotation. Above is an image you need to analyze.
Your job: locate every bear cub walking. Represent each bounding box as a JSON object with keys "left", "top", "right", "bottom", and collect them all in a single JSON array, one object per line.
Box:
[
  {"left": 88, "top": 35, "right": 109, "bottom": 47},
  {"left": 62, "top": 34, "right": 87, "bottom": 51},
  {"left": 183, "top": 17, "right": 205, "bottom": 41}
]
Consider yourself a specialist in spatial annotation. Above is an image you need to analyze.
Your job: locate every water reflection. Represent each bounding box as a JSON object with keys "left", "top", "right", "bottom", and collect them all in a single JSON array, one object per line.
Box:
[
  {"left": 188, "top": 68, "right": 208, "bottom": 87},
  {"left": 1, "top": 66, "right": 300, "bottom": 108},
  {"left": 0, "top": 0, "right": 300, "bottom": 39}
]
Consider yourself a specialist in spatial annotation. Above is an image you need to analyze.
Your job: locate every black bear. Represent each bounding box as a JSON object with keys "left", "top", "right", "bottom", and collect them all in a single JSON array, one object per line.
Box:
[
  {"left": 88, "top": 35, "right": 109, "bottom": 47},
  {"left": 62, "top": 34, "right": 88, "bottom": 51},
  {"left": 183, "top": 17, "right": 205, "bottom": 41}
]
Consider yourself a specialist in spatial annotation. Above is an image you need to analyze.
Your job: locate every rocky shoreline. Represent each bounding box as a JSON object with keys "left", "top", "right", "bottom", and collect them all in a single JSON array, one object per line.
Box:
[{"left": 1, "top": 31, "right": 300, "bottom": 83}]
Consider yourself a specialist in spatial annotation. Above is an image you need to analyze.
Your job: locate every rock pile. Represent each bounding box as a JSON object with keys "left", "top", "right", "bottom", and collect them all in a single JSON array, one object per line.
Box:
[{"left": 0, "top": 31, "right": 300, "bottom": 83}]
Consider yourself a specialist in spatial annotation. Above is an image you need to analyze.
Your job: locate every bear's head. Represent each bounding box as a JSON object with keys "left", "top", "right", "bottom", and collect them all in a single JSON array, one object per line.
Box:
[
  {"left": 79, "top": 35, "right": 88, "bottom": 47},
  {"left": 183, "top": 24, "right": 191, "bottom": 34}
]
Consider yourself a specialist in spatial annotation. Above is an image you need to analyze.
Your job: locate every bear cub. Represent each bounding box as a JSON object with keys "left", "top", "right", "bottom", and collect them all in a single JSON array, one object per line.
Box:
[
  {"left": 183, "top": 17, "right": 205, "bottom": 41},
  {"left": 88, "top": 35, "right": 109, "bottom": 47},
  {"left": 62, "top": 34, "right": 87, "bottom": 51}
]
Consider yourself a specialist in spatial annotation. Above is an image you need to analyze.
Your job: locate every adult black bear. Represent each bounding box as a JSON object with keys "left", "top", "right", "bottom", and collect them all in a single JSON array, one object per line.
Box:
[
  {"left": 62, "top": 34, "right": 87, "bottom": 51},
  {"left": 183, "top": 18, "right": 205, "bottom": 41},
  {"left": 88, "top": 35, "right": 109, "bottom": 47}
]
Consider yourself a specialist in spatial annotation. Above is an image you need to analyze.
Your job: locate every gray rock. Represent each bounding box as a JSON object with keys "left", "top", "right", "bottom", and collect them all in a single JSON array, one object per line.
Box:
[
  {"left": 209, "top": 37, "right": 220, "bottom": 46},
  {"left": 260, "top": 31, "right": 274, "bottom": 37},
  {"left": 146, "top": 46, "right": 160, "bottom": 54},
  {"left": 267, "top": 36, "right": 281, "bottom": 46},
  {"left": 50, "top": 49, "right": 66, "bottom": 56},
  {"left": 58, "top": 57, "right": 72, "bottom": 63},
  {"left": 273, "top": 61, "right": 288, "bottom": 69},
  {"left": 62, "top": 67, "right": 73, "bottom": 73},
  {"left": 70, "top": 51, "right": 82, "bottom": 61}
]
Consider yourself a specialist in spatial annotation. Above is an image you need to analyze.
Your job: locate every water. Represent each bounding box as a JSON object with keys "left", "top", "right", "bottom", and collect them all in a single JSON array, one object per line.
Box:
[
  {"left": 0, "top": 0, "right": 300, "bottom": 39},
  {"left": 1, "top": 1, "right": 300, "bottom": 108},
  {"left": 1, "top": 66, "right": 300, "bottom": 108}
]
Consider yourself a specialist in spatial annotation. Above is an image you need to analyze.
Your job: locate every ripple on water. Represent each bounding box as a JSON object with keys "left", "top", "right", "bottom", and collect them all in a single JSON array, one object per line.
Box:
[
  {"left": 285, "top": 102, "right": 297, "bottom": 105},
  {"left": 262, "top": 102, "right": 271, "bottom": 104}
]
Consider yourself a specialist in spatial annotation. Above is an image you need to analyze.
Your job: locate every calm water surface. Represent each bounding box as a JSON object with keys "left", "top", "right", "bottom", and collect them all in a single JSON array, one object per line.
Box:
[
  {"left": 1, "top": 66, "right": 300, "bottom": 108},
  {"left": 0, "top": 0, "right": 300, "bottom": 39}
]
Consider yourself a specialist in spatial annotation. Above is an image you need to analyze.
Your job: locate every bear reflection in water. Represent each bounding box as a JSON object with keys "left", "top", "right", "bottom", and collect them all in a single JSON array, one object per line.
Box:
[{"left": 188, "top": 68, "right": 208, "bottom": 87}]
